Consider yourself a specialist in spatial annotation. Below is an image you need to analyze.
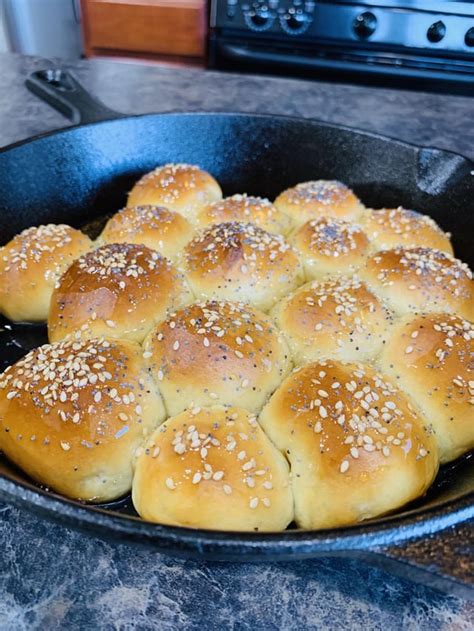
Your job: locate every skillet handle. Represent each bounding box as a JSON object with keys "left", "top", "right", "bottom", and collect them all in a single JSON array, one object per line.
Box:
[{"left": 26, "top": 69, "right": 124, "bottom": 125}]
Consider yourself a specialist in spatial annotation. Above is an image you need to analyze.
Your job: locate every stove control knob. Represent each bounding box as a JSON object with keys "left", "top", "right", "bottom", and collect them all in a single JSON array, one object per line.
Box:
[
  {"left": 353, "top": 11, "right": 377, "bottom": 39},
  {"left": 245, "top": 8, "right": 274, "bottom": 30},
  {"left": 465, "top": 27, "right": 474, "bottom": 47},
  {"left": 427, "top": 20, "right": 446, "bottom": 43},
  {"left": 251, "top": 11, "right": 268, "bottom": 26},
  {"left": 280, "top": 10, "right": 310, "bottom": 34}
]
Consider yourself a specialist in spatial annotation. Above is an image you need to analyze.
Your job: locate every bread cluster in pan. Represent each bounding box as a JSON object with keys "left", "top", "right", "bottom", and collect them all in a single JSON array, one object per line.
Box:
[{"left": 0, "top": 164, "right": 472, "bottom": 533}]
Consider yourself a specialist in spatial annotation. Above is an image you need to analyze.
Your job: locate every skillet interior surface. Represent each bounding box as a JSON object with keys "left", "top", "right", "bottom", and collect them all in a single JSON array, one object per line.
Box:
[{"left": 0, "top": 112, "right": 472, "bottom": 557}]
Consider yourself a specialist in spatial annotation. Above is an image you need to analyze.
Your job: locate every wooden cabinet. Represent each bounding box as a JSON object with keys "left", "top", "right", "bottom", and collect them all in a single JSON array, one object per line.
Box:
[{"left": 81, "top": 0, "right": 207, "bottom": 63}]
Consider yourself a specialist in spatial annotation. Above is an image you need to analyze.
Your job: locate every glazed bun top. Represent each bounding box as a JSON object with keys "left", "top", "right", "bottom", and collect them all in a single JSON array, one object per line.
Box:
[
  {"left": 259, "top": 360, "right": 438, "bottom": 529},
  {"left": 274, "top": 180, "right": 365, "bottom": 228},
  {"left": 143, "top": 299, "right": 291, "bottom": 415},
  {"left": 290, "top": 217, "right": 370, "bottom": 280},
  {"left": 360, "top": 247, "right": 473, "bottom": 320},
  {"left": 48, "top": 243, "right": 193, "bottom": 344},
  {"left": 379, "top": 313, "right": 474, "bottom": 464},
  {"left": 181, "top": 221, "right": 304, "bottom": 312},
  {"left": 196, "top": 194, "right": 292, "bottom": 236},
  {"left": 0, "top": 336, "right": 165, "bottom": 501},
  {"left": 271, "top": 276, "right": 393, "bottom": 365},
  {"left": 127, "top": 163, "right": 222, "bottom": 224},
  {"left": 132, "top": 405, "right": 294, "bottom": 531},
  {"left": 0, "top": 224, "right": 92, "bottom": 322},
  {"left": 99, "top": 205, "right": 195, "bottom": 262},
  {"left": 363, "top": 207, "right": 453, "bottom": 254}
]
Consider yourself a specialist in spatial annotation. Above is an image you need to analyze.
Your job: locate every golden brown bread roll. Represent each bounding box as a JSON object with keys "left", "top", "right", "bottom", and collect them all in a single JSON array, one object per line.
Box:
[
  {"left": 132, "top": 405, "right": 293, "bottom": 531},
  {"left": 274, "top": 180, "right": 365, "bottom": 229},
  {"left": 196, "top": 194, "right": 292, "bottom": 236},
  {"left": 259, "top": 360, "right": 438, "bottom": 529},
  {"left": 379, "top": 313, "right": 474, "bottom": 464},
  {"left": 127, "top": 163, "right": 222, "bottom": 224},
  {"left": 360, "top": 247, "right": 473, "bottom": 320},
  {"left": 48, "top": 243, "right": 193, "bottom": 344},
  {"left": 290, "top": 217, "right": 370, "bottom": 280},
  {"left": 143, "top": 300, "right": 291, "bottom": 416},
  {"left": 99, "top": 205, "right": 195, "bottom": 262},
  {"left": 0, "top": 336, "right": 165, "bottom": 501},
  {"left": 0, "top": 224, "right": 91, "bottom": 322},
  {"left": 181, "top": 222, "right": 304, "bottom": 312},
  {"left": 363, "top": 207, "right": 453, "bottom": 254},
  {"left": 271, "top": 277, "right": 393, "bottom": 365}
]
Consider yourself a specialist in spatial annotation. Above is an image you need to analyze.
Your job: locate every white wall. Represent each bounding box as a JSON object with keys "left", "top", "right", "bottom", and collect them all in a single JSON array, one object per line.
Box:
[{"left": 0, "top": 0, "right": 11, "bottom": 52}]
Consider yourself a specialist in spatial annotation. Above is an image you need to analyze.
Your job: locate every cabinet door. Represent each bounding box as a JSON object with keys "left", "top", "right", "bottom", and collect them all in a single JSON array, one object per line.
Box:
[{"left": 82, "top": 0, "right": 207, "bottom": 58}]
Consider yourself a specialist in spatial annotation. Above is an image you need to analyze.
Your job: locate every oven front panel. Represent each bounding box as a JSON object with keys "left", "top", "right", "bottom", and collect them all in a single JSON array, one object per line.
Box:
[{"left": 209, "top": 0, "right": 474, "bottom": 92}]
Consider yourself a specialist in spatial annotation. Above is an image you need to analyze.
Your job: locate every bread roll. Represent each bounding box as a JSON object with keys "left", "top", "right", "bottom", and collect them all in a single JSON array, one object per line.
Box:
[
  {"left": 181, "top": 222, "right": 304, "bottom": 312},
  {"left": 99, "top": 205, "right": 195, "bottom": 262},
  {"left": 379, "top": 313, "right": 474, "bottom": 463},
  {"left": 259, "top": 360, "right": 438, "bottom": 529},
  {"left": 143, "top": 300, "right": 291, "bottom": 416},
  {"left": 271, "top": 277, "right": 393, "bottom": 365},
  {"left": 132, "top": 405, "right": 293, "bottom": 531},
  {"left": 127, "top": 163, "right": 222, "bottom": 224},
  {"left": 363, "top": 207, "right": 453, "bottom": 254},
  {"left": 290, "top": 217, "right": 370, "bottom": 280},
  {"left": 196, "top": 194, "right": 292, "bottom": 236},
  {"left": 360, "top": 247, "right": 473, "bottom": 320},
  {"left": 0, "top": 337, "right": 165, "bottom": 501},
  {"left": 48, "top": 243, "right": 193, "bottom": 344},
  {"left": 274, "top": 180, "right": 365, "bottom": 229},
  {"left": 0, "top": 224, "right": 91, "bottom": 322}
]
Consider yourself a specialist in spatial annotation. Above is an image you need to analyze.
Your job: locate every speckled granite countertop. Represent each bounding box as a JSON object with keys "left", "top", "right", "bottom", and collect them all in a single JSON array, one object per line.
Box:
[{"left": 0, "top": 52, "right": 473, "bottom": 630}]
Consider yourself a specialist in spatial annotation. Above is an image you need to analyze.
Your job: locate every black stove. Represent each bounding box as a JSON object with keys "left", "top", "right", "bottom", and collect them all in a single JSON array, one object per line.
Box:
[{"left": 209, "top": 0, "right": 474, "bottom": 93}]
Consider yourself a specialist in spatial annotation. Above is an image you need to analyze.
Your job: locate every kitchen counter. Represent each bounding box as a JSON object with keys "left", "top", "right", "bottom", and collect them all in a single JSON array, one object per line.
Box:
[{"left": 0, "top": 52, "right": 473, "bottom": 629}]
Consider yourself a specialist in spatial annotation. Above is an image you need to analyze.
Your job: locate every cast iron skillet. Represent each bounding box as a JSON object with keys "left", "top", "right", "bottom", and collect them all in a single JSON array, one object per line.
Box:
[{"left": 0, "top": 70, "right": 472, "bottom": 588}]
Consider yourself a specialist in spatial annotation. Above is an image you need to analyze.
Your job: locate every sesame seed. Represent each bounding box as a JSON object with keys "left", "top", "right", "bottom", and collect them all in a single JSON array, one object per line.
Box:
[
  {"left": 165, "top": 478, "right": 176, "bottom": 490},
  {"left": 249, "top": 497, "right": 259, "bottom": 509},
  {"left": 174, "top": 443, "right": 186, "bottom": 455},
  {"left": 223, "top": 484, "right": 232, "bottom": 495},
  {"left": 192, "top": 472, "right": 202, "bottom": 484},
  {"left": 340, "top": 460, "right": 350, "bottom": 473},
  {"left": 60, "top": 441, "right": 71, "bottom": 451}
]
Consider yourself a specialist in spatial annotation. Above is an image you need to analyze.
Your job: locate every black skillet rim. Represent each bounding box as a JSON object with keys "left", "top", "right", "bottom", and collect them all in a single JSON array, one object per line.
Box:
[{"left": 0, "top": 110, "right": 472, "bottom": 554}]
